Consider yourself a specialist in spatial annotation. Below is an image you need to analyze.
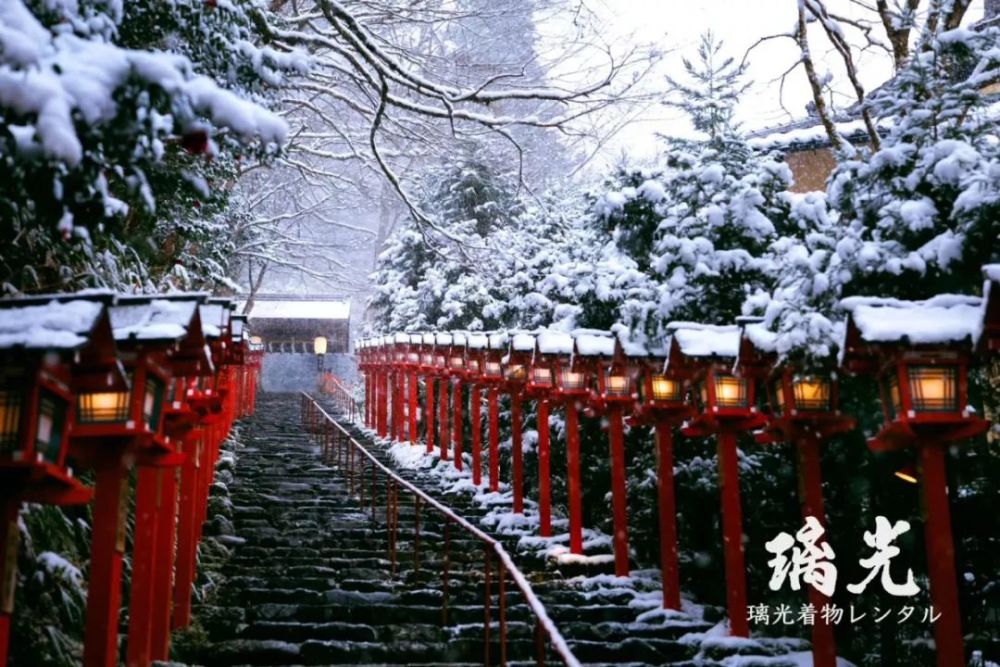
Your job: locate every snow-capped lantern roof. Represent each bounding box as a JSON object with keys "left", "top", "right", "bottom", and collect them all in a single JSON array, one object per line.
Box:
[
  {"left": 422, "top": 332, "right": 436, "bottom": 346},
  {"left": 393, "top": 332, "right": 409, "bottom": 345},
  {"left": 536, "top": 330, "right": 574, "bottom": 355},
  {"left": 511, "top": 332, "right": 536, "bottom": 352},
  {"left": 198, "top": 302, "right": 229, "bottom": 339},
  {"left": 110, "top": 295, "right": 204, "bottom": 343},
  {"left": 572, "top": 329, "right": 615, "bottom": 357},
  {"left": 466, "top": 333, "right": 489, "bottom": 350},
  {"left": 667, "top": 322, "right": 741, "bottom": 359},
  {"left": 982, "top": 265, "right": 1000, "bottom": 354},
  {"left": 736, "top": 318, "right": 779, "bottom": 376},
  {"left": 488, "top": 332, "right": 509, "bottom": 350},
  {"left": 408, "top": 333, "right": 422, "bottom": 345},
  {"left": 435, "top": 332, "right": 453, "bottom": 346},
  {"left": 452, "top": 331, "right": 468, "bottom": 347},
  {"left": 839, "top": 294, "right": 985, "bottom": 371},
  {"left": 0, "top": 295, "right": 113, "bottom": 351}
]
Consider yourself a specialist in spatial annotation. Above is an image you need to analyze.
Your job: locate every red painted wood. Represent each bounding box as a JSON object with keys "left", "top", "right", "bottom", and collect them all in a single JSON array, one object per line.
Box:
[
  {"left": 920, "top": 444, "right": 965, "bottom": 667},
  {"left": 655, "top": 422, "right": 681, "bottom": 609},
  {"left": 471, "top": 386, "right": 482, "bottom": 486},
  {"left": 537, "top": 399, "right": 551, "bottom": 537},
  {"left": 438, "top": 379, "right": 450, "bottom": 461},
  {"left": 717, "top": 430, "right": 749, "bottom": 637},
  {"left": 511, "top": 392, "right": 524, "bottom": 514},
  {"left": 488, "top": 387, "right": 500, "bottom": 492},
  {"left": 425, "top": 377, "right": 436, "bottom": 455},
  {"left": 0, "top": 500, "right": 19, "bottom": 667},
  {"left": 607, "top": 406, "right": 630, "bottom": 577},
  {"left": 409, "top": 371, "right": 418, "bottom": 445},
  {"left": 453, "top": 381, "right": 463, "bottom": 471},
  {"left": 377, "top": 372, "right": 388, "bottom": 437},
  {"left": 149, "top": 467, "right": 179, "bottom": 661},
  {"left": 126, "top": 467, "right": 160, "bottom": 666},
  {"left": 795, "top": 437, "right": 836, "bottom": 667},
  {"left": 565, "top": 403, "right": 583, "bottom": 555},
  {"left": 83, "top": 464, "right": 128, "bottom": 667},
  {"left": 171, "top": 433, "right": 200, "bottom": 630}
]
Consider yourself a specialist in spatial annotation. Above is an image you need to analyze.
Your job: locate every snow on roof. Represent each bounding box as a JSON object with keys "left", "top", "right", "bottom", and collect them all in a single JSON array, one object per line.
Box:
[
  {"left": 409, "top": 333, "right": 422, "bottom": 344},
  {"left": 111, "top": 299, "right": 198, "bottom": 342},
  {"left": 435, "top": 332, "right": 453, "bottom": 346},
  {"left": 511, "top": 332, "right": 535, "bottom": 352},
  {"left": 667, "top": 322, "right": 741, "bottom": 358},
  {"left": 198, "top": 304, "right": 226, "bottom": 338},
  {"left": 572, "top": 329, "right": 615, "bottom": 357},
  {"left": 488, "top": 332, "right": 509, "bottom": 349},
  {"left": 741, "top": 321, "right": 779, "bottom": 353},
  {"left": 422, "top": 332, "right": 436, "bottom": 345},
  {"left": 467, "top": 333, "right": 488, "bottom": 349},
  {"left": 537, "top": 330, "right": 573, "bottom": 355},
  {"left": 747, "top": 113, "right": 894, "bottom": 151},
  {"left": 840, "top": 294, "right": 984, "bottom": 346},
  {"left": 393, "top": 332, "right": 409, "bottom": 344},
  {"left": 0, "top": 299, "right": 104, "bottom": 350},
  {"left": 984, "top": 264, "right": 1000, "bottom": 283},
  {"left": 242, "top": 299, "right": 350, "bottom": 321},
  {"left": 452, "top": 331, "right": 468, "bottom": 346}
]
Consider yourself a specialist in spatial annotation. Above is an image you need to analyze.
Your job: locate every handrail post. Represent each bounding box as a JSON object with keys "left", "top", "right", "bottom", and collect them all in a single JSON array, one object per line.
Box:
[
  {"left": 484, "top": 545, "right": 492, "bottom": 667},
  {"left": 499, "top": 560, "right": 507, "bottom": 667},
  {"left": 413, "top": 496, "right": 421, "bottom": 572},
  {"left": 441, "top": 518, "right": 451, "bottom": 626},
  {"left": 535, "top": 619, "right": 545, "bottom": 666}
]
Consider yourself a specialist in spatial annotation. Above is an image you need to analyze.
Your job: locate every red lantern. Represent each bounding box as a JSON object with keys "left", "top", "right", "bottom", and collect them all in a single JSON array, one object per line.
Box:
[
  {"left": 670, "top": 322, "right": 764, "bottom": 639},
  {"left": 0, "top": 294, "right": 124, "bottom": 666},
  {"left": 841, "top": 295, "right": 989, "bottom": 667}
]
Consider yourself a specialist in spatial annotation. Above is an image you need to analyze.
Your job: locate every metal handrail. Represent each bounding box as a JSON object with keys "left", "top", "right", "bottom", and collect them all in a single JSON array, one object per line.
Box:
[
  {"left": 300, "top": 391, "right": 581, "bottom": 667},
  {"left": 319, "top": 373, "right": 363, "bottom": 423}
]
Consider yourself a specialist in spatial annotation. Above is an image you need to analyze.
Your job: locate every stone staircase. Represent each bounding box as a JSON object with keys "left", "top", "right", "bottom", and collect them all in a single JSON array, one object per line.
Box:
[{"left": 190, "top": 393, "right": 808, "bottom": 666}]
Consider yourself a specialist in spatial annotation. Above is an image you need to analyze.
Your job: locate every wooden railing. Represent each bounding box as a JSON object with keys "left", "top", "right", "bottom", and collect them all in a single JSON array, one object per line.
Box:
[{"left": 300, "top": 392, "right": 581, "bottom": 667}]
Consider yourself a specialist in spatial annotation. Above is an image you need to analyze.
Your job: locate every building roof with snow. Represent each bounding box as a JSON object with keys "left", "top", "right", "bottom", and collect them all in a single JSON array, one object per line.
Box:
[{"left": 241, "top": 295, "right": 351, "bottom": 354}]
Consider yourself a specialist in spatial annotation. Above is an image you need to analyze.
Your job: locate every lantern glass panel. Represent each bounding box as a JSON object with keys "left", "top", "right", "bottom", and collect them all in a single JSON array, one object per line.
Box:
[
  {"left": 435, "top": 355, "right": 447, "bottom": 368},
  {"left": 467, "top": 359, "right": 481, "bottom": 374},
  {"left": 883, "top": 372, "right": 901, "bottom": 419},
  {"left": 450, "top": 356, "right": 465, "bottom": 370},
  {"left": 772, "top": 381, "right": 786, "bottom": 415},
  {"left": 422, "top": 353, "right": 433, "bottom": 367},
  {"left": 35, "top": 390, "right": 67, "bottom": 464},
  {"left": 792, "top": 377, "right": 831, "bottom": 411},
  {"left": 78, "top": 390, "right": 130, "bottom": 423},
  {"left": 649, "top": 374, "right": 682, "bottom": 402},
  {"left": 505, "top": 364, "right": 526, "bottom": 382},
  {"left": 908, "top": 365, "right": 957, "bottom": 412},
  {"left": 558, "top": 370, "right": 587, "bottom": 392},
  {"left": 484, "top": 360, "right": 502, "bottom": 378},
  {"left": 532, "top": 367, "right": 553, "bottom": 386},
  {"left": 143, "top": 377, "right": 165, "bottom": 431},
  {"left": 407, "top": 352, "right": 420, "bottom": 365},
  {"left": 604, "top": 372, "right": 631, "bottom": 397},
  {"left": 0, "top": 390, "right": 22, "bottom": 456},
  {"left": 714, "top": 373, "right": 748, "bottom": 408}
]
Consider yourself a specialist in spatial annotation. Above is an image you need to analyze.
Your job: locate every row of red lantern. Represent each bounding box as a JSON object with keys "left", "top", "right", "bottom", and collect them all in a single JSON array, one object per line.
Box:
[
  {"left": 357, "top": 284, "right": 998, "bottom": 667},
  {"left": 0, "top": 292, "right": 262, "bottom": 667}
]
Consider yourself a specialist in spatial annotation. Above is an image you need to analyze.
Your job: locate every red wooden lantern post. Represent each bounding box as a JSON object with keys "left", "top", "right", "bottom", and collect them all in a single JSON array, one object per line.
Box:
[
  {"left": 0, "top": 296, "right": 114, "bottom": 666},
  {"left": 739, "top": 322, "right": 854, "bottom": 666},
  {"left": 525, "top": 332, "right": 572, "bottom": 538},
  {"left": 841, "top": 295, "right": 991, "bottom": 667},
  {"left": 65, "top": 303, "right": 180, "bottom": 667},
  {"left": 419, "top": 333, "right": 439, "bottom": 455},
  {"left": 376, "top": 337, "right": 389, "bottom": 437},
  {"left": 433, "top": 333, "right": 452, "bottom": 460},
  {"left": 357, "top": 339, "right": 371, "bottom": 428},
  {"left": 246, "top": 336, "right": 264, "bottom": 416},
  {"left": 406, "top": 334, "right": 421, "bottom": 444},
  {"left": 503, "top": 333, "right": 534, "bottom": 514},
  {"left": 482, "top": 334, "right": 508, "bottom": 492},
  {"left": 629, "top": 341, "right": 692, "bottom": 610},
  {"left": 465, "top": 333, "right": 488, "bottom": 486},
  {"left": 579, "top": 333, "right": 636, "bottom": 577},
  {"left": 549, "top": 335, "right": 592, "bottom": 555},
  {"left": 670, "top": 322, "right": 766, "bottom": 637},
  {"left": 448, "top": 332, "right": 469, "bottom": 471}
]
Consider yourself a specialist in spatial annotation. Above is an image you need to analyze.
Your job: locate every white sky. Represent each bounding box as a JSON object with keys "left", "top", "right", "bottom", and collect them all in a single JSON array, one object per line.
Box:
[{"left": 570, "top": 0, "right": 986, "bottom": 161}]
